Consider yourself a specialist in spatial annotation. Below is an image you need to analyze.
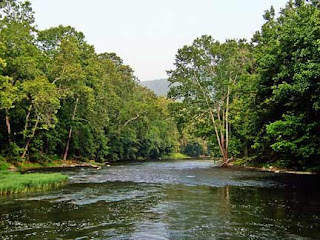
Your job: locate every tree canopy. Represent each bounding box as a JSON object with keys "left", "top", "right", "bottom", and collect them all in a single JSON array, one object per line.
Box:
[
  {"left": 1, "top": 0, "right": 319, "bottom": 171},
  {"left": 0, "top": 0, "right": 178, "bottom": 163},
  {"left": 168, "top": 0, "right": 320, "bottom": 171}
]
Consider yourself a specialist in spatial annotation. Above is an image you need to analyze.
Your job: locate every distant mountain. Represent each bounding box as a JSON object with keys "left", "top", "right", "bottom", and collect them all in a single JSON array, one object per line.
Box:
[{"left": 140, "top": 79, "right": 171, "bottom": 96}]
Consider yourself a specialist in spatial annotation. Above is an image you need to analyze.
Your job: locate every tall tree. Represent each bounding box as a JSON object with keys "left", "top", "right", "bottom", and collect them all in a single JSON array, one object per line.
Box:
[
  {"left": 168, "top": 36, "right": 253, "bottom": 165},
  {"left": 0, "top": 0, "right": 42, "bottom": 156},
  {"left": 0, "top": 59, "right": 17, "bottom": 144},
  {"left": 20, "top": 76, "right": 60, "bottom": 158}
]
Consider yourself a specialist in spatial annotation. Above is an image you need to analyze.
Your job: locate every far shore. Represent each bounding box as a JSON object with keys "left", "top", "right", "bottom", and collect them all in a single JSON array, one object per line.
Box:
[{"left": 226, "top": 162, "right": 317, "bottom": 175}]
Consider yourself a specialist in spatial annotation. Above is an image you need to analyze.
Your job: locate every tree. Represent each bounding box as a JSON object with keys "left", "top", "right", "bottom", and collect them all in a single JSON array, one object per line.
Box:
[
  {"left": 0, "top": 0, "right": 179, "bottom": 163},
  {"left": 0, "top": 0, "right": 42, "bottom": 157},
  {"left": 0, "top": 59, "right": 17, "bottom": 144},
  {"left": 168, "top": 36, "right": 253, "bottom": 165},
  {"left": 20, "top": 76, "right": 60, "bottom": 158},
  {"left": 253, "top": 0, "right": 320, "bottom": 169},
  {"left": 42, "top": 33, "right": 94, "bottom": 160}
]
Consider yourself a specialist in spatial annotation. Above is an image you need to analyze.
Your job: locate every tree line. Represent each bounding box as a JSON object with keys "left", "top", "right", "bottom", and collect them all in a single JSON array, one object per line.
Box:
[
  {"left": 0, "top": 0, "right": 178, "bottom": 163},
  {"left": 168, "top": 0, "right": 320, "bottom": 171}
]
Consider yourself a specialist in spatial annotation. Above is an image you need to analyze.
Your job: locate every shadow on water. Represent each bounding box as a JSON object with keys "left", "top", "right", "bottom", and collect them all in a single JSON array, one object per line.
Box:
[{"left": 0, "top": 160, "right": 319, "bottom": 240}]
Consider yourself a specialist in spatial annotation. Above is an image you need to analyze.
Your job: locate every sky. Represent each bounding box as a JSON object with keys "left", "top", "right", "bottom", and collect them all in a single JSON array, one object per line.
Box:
[{"left": 29, "top": 0, "right": 289, "bottom": 81}]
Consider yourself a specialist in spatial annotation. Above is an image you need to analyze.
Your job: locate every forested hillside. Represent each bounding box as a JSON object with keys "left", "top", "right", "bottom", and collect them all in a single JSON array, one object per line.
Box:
[
  {"left": 168, "top": 0, "right": 320, "bottom": 171},
  {"left": 140, "top": 79, "right": 170, "bottom": 96},
  {"left": 0, "top": 0, "right": 178, "bottom": 164}
]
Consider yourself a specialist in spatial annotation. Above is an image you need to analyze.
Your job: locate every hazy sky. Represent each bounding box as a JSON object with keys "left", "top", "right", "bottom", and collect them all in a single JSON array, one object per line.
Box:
[{"left": 29, "top": 0, "right": 288, "bottom": 81}]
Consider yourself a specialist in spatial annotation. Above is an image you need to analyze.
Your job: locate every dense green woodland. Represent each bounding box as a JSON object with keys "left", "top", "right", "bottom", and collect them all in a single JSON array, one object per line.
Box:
[
  {"left": 0, "top": 0, "right": 319, "bottom": 171},
  {"left": 168, "top": 0, "right": 320, "bottom": 171},
  {"left": 0, "top": 0, "right": 178, "bottom": 164}
]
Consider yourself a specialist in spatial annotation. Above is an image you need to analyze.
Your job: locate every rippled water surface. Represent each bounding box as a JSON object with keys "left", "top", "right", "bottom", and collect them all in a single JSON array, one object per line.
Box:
[{"left": 1, "top": 160, "right": 320, "bottom": 239}]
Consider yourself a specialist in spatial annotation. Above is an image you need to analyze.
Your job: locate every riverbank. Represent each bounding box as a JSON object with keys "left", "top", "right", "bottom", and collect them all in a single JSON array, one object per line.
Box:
[
  {"left": 0, "top": 159, "right": 99, "bottom": 195},
  {"left": 0, "top": 171, "right": 68, "bottom": 196},
  {"left": 0, "top": 159, "right": 106, "bottom": 172},
  {"left": 19, "top": 160, "right": 106, "bottom": 173},
  {"left": 0, "top": 153, "right": 191, "bottom": 172},
  {"left": 230, "top": 163, "right": 317, "bottom": 175},
  {"left": 229, "top": 158, "right": 318, "bottom": 175},
  {"left": 163, "top": 153, "right": 191, "bottom": 160}
]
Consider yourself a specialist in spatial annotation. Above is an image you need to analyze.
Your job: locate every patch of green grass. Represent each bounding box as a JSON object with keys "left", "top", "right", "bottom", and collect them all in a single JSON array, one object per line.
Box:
[
  {"left": 0, "top": 171, "right": 68, "bottom": 196},
  {"left": 164, "top": 153, "right": 191, "bottom": 160},
  {"left": 15, "top": 161, "right": 68, "bottom": 171},
  {"left": 0, "top": 161, "right": 10, "bottom": 170}
]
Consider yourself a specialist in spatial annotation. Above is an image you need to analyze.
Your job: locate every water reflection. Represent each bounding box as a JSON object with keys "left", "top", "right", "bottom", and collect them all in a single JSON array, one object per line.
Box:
[{"left": 0, "top": 160, "right": 319, "bottom": 239}]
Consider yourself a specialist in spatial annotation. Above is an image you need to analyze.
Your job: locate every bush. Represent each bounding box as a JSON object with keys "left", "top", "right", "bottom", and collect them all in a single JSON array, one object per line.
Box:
[
  {"left": 32, "top": 152, "right": 54, "bottom": 164},
  {"left": 0, "top": 160, "right": 10, "bottom": 170},
  {"left": 233, "top": 156, "right": 256, "bottom": 166},
  {"left": 182, "top": 141, "right": 205, "bottom": 158}
]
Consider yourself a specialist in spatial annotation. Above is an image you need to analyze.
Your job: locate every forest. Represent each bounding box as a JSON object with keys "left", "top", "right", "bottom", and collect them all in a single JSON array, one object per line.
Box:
[
  {"left": 0, "top": 0, "right": 178, "bottom": 166},
  {"left": 168, "top": 0, "right": 320, "bottom": 171},
  {"left": 1, "top": 0, "right": 320, "bottom": 172}
]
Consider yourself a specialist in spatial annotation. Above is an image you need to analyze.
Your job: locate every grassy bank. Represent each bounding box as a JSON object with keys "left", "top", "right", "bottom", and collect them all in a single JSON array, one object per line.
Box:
[
  {"left": 0, "top": 159, "right": 105, "bottom": 172},
  {"left": 163, "top": 153, "right": 191, "bottom": 160},
  {"left": 0, "top": 171, "right": 68, "bottom": 196}
]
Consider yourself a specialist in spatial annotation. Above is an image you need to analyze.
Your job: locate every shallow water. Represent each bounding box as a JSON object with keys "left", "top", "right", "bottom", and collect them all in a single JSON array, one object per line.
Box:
[{"left": 1, "top": 160, "right": 320, "bottom": 239}]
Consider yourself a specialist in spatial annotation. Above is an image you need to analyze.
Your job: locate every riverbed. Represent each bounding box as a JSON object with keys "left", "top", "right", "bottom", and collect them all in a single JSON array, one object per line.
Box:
[{"left": 0, "top": 160, "right": 319, "bottom": 239}]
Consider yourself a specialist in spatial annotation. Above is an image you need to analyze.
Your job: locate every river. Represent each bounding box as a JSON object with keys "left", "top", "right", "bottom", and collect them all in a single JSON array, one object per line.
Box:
[{"left": 0, "top": 160, "right": 320, "bottom": 239}]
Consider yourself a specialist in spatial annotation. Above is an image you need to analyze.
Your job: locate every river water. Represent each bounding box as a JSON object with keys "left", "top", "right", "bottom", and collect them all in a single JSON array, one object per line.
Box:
[{"left": 0, "top": 160, "right": 320, "bottom": 240}]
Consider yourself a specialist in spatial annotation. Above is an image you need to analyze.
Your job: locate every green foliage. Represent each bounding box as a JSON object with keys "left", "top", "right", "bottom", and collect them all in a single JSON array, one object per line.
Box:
[
  {"left": 232, "top": 157, "right": 256, "bottom": 167},
  {"left": 7, "top": 142, "right": 23, "bottom": 160},
  {"left": 0, "top": 157, "right": 10, "bottom": 170},
  {"left": 0, "top": 75, "right": 17, "bottom": 110},
  {"left": 167, "top": 0, "right": 320, "bottom": 171},
  {"left": 252, "top": 0, "right": 320, "bottom": 169},
  {"left": 164, "top": 153, "right": 191, "bottom": 160},
  {"left": 266, "top": 114, "right": 319, "bottom": 167},
  {"left": 168, "top": 35, "right": 254, "bottom": 162},
  {"left": 3, "top": 0, "right": 319, "bottom": 171},
  {"left": 22, "top": 76, "right": 60, "bottom": 128},
  {"left": 182, "top": 140, "right": 204, "bottom": 158},
  {"left": 0, "top": 0, "right": 179, "bottom": 163},
  {"left": 31, "top": 152, "right": 54, "bottom": 164}
]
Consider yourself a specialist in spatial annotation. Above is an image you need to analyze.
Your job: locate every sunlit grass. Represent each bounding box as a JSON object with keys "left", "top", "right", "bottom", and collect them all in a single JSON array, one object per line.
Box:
[
  {"left": 16, "top": 161, "right": 63, "bottom": 171},
  {"left": 0, "top": 171, "right": 68, "bottom": 196},
  {"left": 164, "top": 153, "right": 191, "bottom": 160}
]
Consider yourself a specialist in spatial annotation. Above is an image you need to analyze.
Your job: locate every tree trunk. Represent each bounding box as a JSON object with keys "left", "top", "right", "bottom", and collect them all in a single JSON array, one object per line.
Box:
[
  {"left": 21, "top": 115, "right": 39, "bottom": 159},
  {"left": 63, "top": 127, "right": 73, "bottom": 161},
  {"left": 222, "top": 86, "right": 230, "bottom": 165},
  {"left": 5, "top": 109, "right": 11, "bottom": 143},
  {"left": 226, "top": 86, "right": 230, "bottom": 158},
  {"left": 24, "top": 105, "right": 32, "bottom": 140},
  {"left": 193, "top": 74, "right": 232, "bottom": 165},
  {"left": 63, "top": 97, "right": 79, "bottom": 161},
  {"left": 122, "top": 113, "right": 142, "bottom": 129},
  {"left": 193, "top": 74, "right": 225, "bottom": 158},
  {"left": 217, "top": 105, "right": 224, "bottom": 149},
  {"left": 222, "top": 108, "right": 225, "bottom": 151},
  {"left": 244, "top": 141, "right": 249, "bottom": 157},
  {"left": 222, "top": 152, "right": 229, "bottom": 166}
]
